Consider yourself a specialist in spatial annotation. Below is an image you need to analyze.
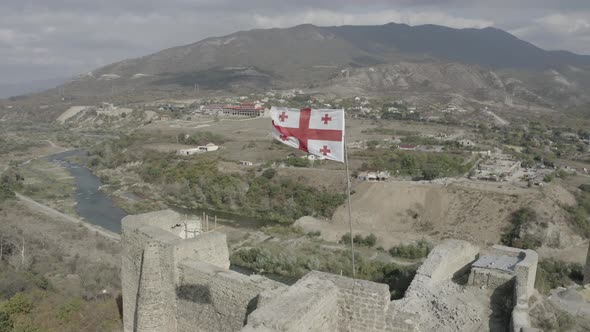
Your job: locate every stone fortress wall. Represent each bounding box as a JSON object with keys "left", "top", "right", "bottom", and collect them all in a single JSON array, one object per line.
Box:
[{"left": 122, "top": 210, "right": 541, "bottom": 332}]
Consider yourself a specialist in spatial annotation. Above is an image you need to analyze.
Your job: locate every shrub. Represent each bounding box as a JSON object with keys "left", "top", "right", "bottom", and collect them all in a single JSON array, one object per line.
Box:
[
  {"left": 261, "top": 169, "right": 276, "bottom": 179},
  {"left": 262, "top": 225, "right": 304, "bottom": 238},
  {"left": 421, "top": 167, "right": 440, "bottom": 181},
  {"left": 543, "top": 173, "right": 554, "bottom": 183},
  {"left": 565, "top": 191, "right": 590, "bottom": 238},
  {"left": 1, "top": 293, "right": 33, "bottom": 315},
  {"left": 535, "top": 259, "right": 583, "bottom": 294},
  {"left": 341, "top": 233, "right": 378, "bottom": 247},
  {"left": 501, "top": 207, "right": 540, "bottom": 248},
  {"left": 286, "top": 157, "right": 310, "bottom": 168},
  {"left": 56, "top": 299, "right": 83, "bottom": 322},
  {"left": 0, "top": 182, "right": 14, "bottom": 203},
  {"left": 389, "top": 240, "right": 432, "bottom": 259},
  {"left": 0, "top": 310, "right": 12, "bottom": 332},
  {"left": 364, "top": 234, "right": 377, "bottom": 247},
  {"left": 230, "top": 242, "right": 417, "bottom": 299}
]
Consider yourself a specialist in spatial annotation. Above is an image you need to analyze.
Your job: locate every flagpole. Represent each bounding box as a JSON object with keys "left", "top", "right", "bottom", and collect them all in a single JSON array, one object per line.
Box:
[{"left": 344, "top": 137, "right": 356, "bottom": 279}]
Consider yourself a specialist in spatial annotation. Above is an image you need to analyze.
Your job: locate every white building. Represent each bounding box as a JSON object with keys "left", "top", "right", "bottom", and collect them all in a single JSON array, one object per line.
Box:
[
  {"left": 178, "top": 143, "right": 219, "bottom": 155},
  {"left": 199, "top": 143, "right": 219, "bottom": 152},
  {"left": 301, "top": 154, "right": 325, "bottom": 161}
]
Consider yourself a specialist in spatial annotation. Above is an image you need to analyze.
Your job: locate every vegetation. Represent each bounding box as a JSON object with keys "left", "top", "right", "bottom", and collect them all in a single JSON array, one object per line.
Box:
[
  {"left": 534, "top": 259, "right": 583, "bottom": 294},
  {"left": 177, "top": 131, "right": 227, "bottom": 145},
  {"left": 565, "top": 188, "right": 590, "bottom": 238},
  {"left": 0, "top": 204, "right": 122, "bottom": 332},
  {"left": 500, "top": 207, "right": 542, "bottom": 249},
  {"left": 537, "top": 310, "right": 576, "bottom": 332},
  {"left": 231, "top": 242, "right": 417, "bottom": 299},
  {"left": 340, "top": 233, "right": 377, "bottom": 247},
  {"left": 0, "top": 181, "right": 15, "bottom": 204},
  {"left": 0, "top": 171, "right": 23, "bottom": 204},
  {"left": 88, "top": 139, "right": 344, "bottom": 223},
  {"left": 0, "top": 137, "right": 42, "bottom": 155},
  {"left": 361, "top": 128, "right": 418, "bottom": 136},
  {"left": 355, "top": 149, "right": 471, "bottom": 179},
  {"left": 0, "top": 275, "right": 120, "bottom": 332},
  {"left": 285, "top": 157, "right": 310, "bottom": 168},
  {"left": 389, "top": 240, "right": 432, "bottom": 259}
]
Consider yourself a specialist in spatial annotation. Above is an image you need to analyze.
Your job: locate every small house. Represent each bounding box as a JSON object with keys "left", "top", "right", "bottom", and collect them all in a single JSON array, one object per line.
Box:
[{"left": 198, "top": 143, "right": 219, "bottom": 152}]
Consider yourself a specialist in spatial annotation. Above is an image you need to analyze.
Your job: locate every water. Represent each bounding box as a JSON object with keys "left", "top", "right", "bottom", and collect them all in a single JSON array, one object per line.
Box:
[
  {"left": 46, "top": 150, "right": 127, "bottom": 233},
  {"left": 44, "top": 150, "right": 271, "bottom": 234},
  {"left": 45, "top": 150, "right": 300, "bottom": 284}
]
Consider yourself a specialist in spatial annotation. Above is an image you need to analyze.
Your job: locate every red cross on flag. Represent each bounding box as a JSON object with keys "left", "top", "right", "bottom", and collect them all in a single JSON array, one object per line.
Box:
[{"left": 270, "top": 106, "right": 345, "bottom": 163}]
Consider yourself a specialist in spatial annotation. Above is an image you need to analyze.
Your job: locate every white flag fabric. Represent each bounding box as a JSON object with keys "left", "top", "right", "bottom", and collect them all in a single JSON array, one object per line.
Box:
[{"left": 270, "top": 106, "right": 345, "bottom": 163}]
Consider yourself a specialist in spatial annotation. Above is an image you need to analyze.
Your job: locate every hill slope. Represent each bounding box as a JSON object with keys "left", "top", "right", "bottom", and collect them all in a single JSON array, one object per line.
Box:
[{"left": 46, "top": 23, "right": 590, "bottom": 105}]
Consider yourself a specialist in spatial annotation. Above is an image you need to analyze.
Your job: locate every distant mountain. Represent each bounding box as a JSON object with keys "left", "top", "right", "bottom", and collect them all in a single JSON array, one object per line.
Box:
[
  {"left": 327, "top": 23, "right": 590, "bottom": 69},
  {"left": 0, "top": 77, "right": 69, "bottom": 99},
  {"left": 55, "top": 23, "right": 590, "bottom": 105}
]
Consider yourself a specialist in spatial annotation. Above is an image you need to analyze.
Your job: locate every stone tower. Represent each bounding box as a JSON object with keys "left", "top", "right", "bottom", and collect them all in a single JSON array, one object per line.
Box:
[{"left": 584, "top": 243, "right": 590, "bottom": 285}]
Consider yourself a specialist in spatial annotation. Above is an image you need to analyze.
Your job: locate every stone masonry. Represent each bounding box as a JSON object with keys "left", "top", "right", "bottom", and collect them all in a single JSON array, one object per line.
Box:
[
  {"left": 122, "top": 210, "right": 284, "bottom": 332},
  {"left": 122, "top": 210, "right": 542, "bottom": 332}
]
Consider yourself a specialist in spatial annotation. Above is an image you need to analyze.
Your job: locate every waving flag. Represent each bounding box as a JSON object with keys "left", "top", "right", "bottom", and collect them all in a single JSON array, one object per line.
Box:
[{"left": 270, "top": 106, "right": 345, "bottom": 162}]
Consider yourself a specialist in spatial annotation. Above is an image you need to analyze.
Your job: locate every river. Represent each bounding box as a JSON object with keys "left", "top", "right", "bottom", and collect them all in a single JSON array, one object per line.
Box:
[
  {"left": 46, "top": 149, "right": 297, "bottom": 284},
  {"left": 46, "top": 150, "right": 127, "bottom": 233},
  {"left": 44, "top": 150, "right": 272, "bottom": 233}
]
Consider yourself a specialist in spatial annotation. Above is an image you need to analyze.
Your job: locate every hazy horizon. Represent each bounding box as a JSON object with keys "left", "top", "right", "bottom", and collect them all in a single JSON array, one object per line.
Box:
[{"left": 1, "top": 0, "right": 590, "bottom": 85}]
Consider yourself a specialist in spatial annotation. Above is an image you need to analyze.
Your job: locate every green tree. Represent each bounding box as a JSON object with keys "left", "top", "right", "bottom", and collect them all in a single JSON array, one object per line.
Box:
[
  {"left": 261, "top": 169, "right": 276, "bottom": 180},
  {"left": 0, "top": 311, "right": 13, "bottom": 332},
  {"left": 421, "top": 167, "right": 439, "bottom": 181},
  {"left": 2, "top": 293, "right": 33, "bottom": 315}
]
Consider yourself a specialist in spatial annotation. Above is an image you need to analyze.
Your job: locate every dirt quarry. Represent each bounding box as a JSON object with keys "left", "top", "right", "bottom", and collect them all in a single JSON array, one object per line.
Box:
[{"left": 296, "top": 180, "right": 585, "bottom": 257}]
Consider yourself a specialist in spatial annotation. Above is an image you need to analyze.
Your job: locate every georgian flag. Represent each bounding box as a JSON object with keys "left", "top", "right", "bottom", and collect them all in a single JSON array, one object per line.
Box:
[{"left": 270, "top": 106, "right": 345, "bottom": 163}]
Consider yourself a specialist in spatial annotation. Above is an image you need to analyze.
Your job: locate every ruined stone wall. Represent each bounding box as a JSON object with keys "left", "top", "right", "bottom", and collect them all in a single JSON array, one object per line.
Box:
[
  {"left": 317, "top": 272, "right": 392, "bottom": 332},
  {"left": 176, "top": 261, "right": 285, "bottom": 332},
  {"left": 121, "top": 224, "right": 180, "bottom": 332},
  {"left": 244, "top": 271, "right": 394, "bottom": 332},
  {"left": 122, "top": 210, "right": 543, "bottom": 332},
  {"left": 173, "top": 232, "right": 230, "bottom": 269},
  {"left": 415, "top": 239, "right": 479, "bottom": 284},
  {"left": 242, "top": 272, "right": 340, "bottom": 332}
]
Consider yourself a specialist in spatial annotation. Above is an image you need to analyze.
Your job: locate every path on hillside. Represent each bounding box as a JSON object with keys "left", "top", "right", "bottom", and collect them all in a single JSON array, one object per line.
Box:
[
  {"left": 15, "top": 192, "right": 121, "bottom": 242},
  {"left": 486, "top": 110, "right": 509, "bottom": 125}
]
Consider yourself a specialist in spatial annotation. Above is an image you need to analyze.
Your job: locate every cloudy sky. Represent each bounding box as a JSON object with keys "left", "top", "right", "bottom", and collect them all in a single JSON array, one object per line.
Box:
[{"left": 1, "top": 0, "right": 590, "bottom": 84}]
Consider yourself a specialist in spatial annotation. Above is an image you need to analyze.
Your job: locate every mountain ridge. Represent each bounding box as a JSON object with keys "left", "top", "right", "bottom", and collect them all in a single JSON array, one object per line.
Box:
[{"left": 36, "top": 22, "right": 590, "bottom": 107}]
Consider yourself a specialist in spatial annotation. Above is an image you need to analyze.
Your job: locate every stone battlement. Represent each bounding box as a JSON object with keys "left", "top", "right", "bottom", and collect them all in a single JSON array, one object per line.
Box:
[{"left": 122, "top": 210, "right": 541, "bottom": 332}]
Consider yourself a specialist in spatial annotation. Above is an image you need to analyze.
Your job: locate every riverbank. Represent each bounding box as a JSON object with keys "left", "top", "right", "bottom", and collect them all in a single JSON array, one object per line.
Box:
[
  {"left": 45, "top": 150, "right": 128, "bottom": 233},
  {"left": 15, "top": 192, "right": 120, "bottom": 241}
]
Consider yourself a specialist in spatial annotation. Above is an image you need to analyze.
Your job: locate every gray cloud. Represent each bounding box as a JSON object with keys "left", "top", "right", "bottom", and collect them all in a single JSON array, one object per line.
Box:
[{"left": 1, "top": 1, "right": 589, "bottom": 84}]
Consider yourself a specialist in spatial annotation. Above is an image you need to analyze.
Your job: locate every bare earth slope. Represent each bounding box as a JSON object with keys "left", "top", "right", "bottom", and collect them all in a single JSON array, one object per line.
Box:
[{"left": 297, "top": 180, "right": 585, "bottom": 259}]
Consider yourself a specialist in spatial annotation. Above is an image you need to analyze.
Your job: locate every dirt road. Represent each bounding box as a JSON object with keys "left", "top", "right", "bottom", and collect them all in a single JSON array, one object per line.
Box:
[
  {"left": 486, "top": 110, "right": 509, "bottom": 125},
  {"left": 15, "top": 192, "right": 121, "bottom": 242}
]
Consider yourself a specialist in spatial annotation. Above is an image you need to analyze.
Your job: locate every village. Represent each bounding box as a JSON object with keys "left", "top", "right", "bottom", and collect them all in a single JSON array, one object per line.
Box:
[{"left": 101, "top": 91, "right": 587, "bottom": 190}]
